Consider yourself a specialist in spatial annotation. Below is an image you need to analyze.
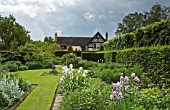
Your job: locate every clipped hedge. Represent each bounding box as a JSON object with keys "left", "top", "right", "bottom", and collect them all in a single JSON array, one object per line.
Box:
[
  {"left": 82, "top": 52, "right": 104, "bottom": 62},
  {"left": 116, "top": 46, "right": 170, "bottom": 87},
  {"left": 104, "top": 51, "right": 116, "bottom": 63},
  {"left": 104, "top": 19, "right": 170, "bottom": 50},
  {"left": 54, "top": 51, "right": 82, "bottom": 57}
]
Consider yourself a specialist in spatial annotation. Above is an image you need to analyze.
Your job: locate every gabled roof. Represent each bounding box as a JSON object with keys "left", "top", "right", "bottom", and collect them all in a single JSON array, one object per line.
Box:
[
  {"left": 88, "top": 32, "right": 106, "bottom": 44},
  {"left": 56, "top": 32, "right": 106, "bottom": 47},
  {"left": 56, "top": 37, "right": 92, "bottom": 46}
]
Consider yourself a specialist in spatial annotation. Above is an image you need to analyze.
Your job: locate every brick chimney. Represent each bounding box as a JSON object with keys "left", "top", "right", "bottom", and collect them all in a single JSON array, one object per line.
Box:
[
  {"left": 55, "top": 32, "right": 58, "bottom": 43},
  {"left": 105, "top": 32, "right": 108, "bottom": 41}
]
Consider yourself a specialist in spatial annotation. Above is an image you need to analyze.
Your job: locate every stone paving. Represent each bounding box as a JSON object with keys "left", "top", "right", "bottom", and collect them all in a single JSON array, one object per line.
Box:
[{"left": 51, "top": 93, "right": 63, "bottom": 110}]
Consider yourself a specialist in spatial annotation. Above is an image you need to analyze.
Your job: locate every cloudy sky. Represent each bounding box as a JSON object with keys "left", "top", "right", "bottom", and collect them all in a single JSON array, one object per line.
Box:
[{"left": 0, "top": 0, "right": 169, "bottom": 41}]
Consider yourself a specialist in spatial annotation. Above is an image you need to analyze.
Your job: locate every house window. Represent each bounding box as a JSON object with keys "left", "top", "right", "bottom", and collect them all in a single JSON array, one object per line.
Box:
[{"left": 93, "top": 43, "right": 96, "bottom": 49}]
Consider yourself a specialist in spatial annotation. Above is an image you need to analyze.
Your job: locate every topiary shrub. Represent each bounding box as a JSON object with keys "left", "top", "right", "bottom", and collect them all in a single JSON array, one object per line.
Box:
[
  {"left": 67, "top": 45, "right": 73, "bottom": 52},
  {"left": 99, "top": 45, "right": 104, "bottom": 51},
  {"left": 49, "top": 69, "right": 60, "bottom": 75}
]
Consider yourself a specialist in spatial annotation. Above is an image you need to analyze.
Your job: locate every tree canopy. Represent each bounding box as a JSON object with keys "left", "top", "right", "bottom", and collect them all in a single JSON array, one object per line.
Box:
[
  {"left": 115, "top": 4, "right": 170, "bottom": 35},
  {"left": 44, "top": 36, "right": 55, "bottom": 43},
  {"left": 0, "top": 15, "right": 31, "bottom": 50}
]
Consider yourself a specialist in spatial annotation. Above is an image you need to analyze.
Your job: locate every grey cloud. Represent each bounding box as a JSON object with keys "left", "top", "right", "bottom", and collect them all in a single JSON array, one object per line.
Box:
[{"left": 0, "top": 0, "right": 170, "bottom": 40}]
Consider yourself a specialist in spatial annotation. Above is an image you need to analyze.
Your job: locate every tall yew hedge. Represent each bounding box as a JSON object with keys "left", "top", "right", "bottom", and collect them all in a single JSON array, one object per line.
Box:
[
  {"left": 116, "top": 46, "right": 170, "bottom": 87},
  {"left": 104, "top": 19, "right": 170, "bottom": 50}
]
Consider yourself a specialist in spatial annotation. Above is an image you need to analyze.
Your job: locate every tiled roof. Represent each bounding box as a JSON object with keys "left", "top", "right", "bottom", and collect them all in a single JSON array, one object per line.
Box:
[{"left": 56, "top": 37, "right": 92, "bottom": 46}]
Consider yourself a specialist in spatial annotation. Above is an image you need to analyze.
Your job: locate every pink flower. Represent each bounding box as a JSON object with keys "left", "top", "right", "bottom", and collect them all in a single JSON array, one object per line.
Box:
[
  {"left": 120, "top": 73, "right": 124, "bottom": 76},
  {"left": 110, "top": 94, "right": 114, "bottom": 100},
  {"left": 131, "top": 73, "right": 136, "bottom": 78},
  {"left": 134, "top": 76, "right": 140, "bottom": 82},
  {"left": 120, "top": 76, "right": 124, "bottom": 81},
  {"left": 113, "top": 91, "right": 117, "bottom": 96},
  {"left": 136, "top": 87, "right": 140, "bottom": 90},
  {"left": 124, "top": 76, "right": 129, "bottom": 82},
  {"left": 117, "top": 92, "right": 123, "bottom": 100},
  {"left": 112, "top": 83, "right": 116, "bottom": 88},
  {"left": 60, "top": 76, "right": 65, "bottom": 83},
  {"left": 125, "top": 85, "right": 129, "bottom": 91}
]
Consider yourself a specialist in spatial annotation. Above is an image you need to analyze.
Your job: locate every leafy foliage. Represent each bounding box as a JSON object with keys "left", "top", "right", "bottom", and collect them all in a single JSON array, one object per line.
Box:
[
  {"left": 17, "top": 42, "right": 35, "bottom": 52},
  {"left": 0, "top": 15, "right": 31, "bottom": 50},
  {"left": 44, "top": 36, "right": 55, "bottom": 43}
]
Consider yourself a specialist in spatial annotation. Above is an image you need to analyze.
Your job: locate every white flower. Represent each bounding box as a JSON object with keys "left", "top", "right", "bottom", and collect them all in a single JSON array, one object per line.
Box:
[
  {"left": 84, "top": 70, "right": 88, "bottom": 74},
  {"left": 62, "top": 66, "right": 69, "bottom": 74},
  {"left": 70, "top": 75, "right": 74, "bottom": 79},
  {"left": 78, "top": 70, "right": 81, "bottom": 73},
  {"left": 70, "top": 64, "right": 73, "bottom": 69},
  {"left": 76, "top": 76, "right": 78, "bottom": 80},
  {"left": 82, "top": 73, "right": 86, "bottom": 77},
  {"left": 80, "top": 67, "right": 83, "bottom": 70}
]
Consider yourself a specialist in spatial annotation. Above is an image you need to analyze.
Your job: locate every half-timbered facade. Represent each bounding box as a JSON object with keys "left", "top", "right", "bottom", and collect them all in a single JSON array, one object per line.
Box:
[{"left": 55, "top": 32, "right": 108, "bottom": 51}]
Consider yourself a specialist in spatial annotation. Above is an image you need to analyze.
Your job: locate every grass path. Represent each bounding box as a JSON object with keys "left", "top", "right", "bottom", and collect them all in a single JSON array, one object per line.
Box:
[{"left": 12, "top": 69, "right": 61, "bottom": 110}]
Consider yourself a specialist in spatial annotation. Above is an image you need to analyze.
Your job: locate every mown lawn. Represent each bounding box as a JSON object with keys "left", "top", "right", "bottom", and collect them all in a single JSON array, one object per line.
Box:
[{"left": 12, "top": 68, "right": 61, "bottom": 110}]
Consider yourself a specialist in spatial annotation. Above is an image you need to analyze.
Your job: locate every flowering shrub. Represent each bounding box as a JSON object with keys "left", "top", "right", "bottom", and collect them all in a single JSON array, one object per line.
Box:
[
  {"left": 0, "top": 72, "right": 30, "bottom": 108},
  {"left": 110, "top": 73, "right": 141, "bottom": 110},
  {"left": 59, "top": 64, "right": 89, "bottom": 95}
]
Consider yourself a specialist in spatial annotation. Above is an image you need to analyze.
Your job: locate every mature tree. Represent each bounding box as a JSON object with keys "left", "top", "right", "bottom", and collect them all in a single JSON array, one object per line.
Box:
[
  {"left": 44, "top": 36, "right": 55, "bottom": 43},
  {"left": 115, "top": 12, "right": 145, "bottom": 35},
  {"left": 115, "top": 4, "right": 170, "bottom": 35},
  {"left": 0, "top": 15, "right": 31, "bottom": 50}
]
